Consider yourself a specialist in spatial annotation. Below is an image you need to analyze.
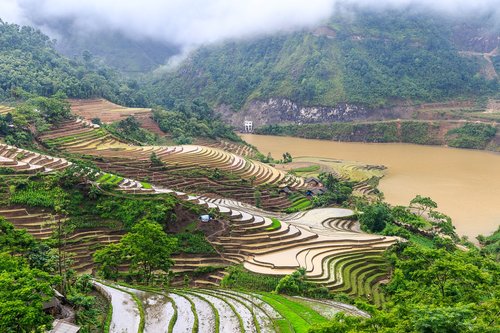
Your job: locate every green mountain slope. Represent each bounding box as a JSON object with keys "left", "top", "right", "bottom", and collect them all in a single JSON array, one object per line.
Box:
[
  {"left": 148, "top": 9, "right": 497, "bottom": 109},
  {"left": 55, "top": 29, "right": 179, "bottom": 75},
  {"left": 0, "top": 20, "right": 146, "bottom": 106}
]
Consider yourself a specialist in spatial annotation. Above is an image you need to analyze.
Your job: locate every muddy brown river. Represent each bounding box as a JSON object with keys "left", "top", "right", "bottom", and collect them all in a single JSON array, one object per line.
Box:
[{"left": 241, "top": 134, "right": 500, "bottom": 240}]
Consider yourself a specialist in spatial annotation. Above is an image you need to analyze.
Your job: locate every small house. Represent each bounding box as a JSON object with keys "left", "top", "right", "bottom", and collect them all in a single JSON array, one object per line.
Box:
[
  {"left": 306, "top": 188, "right": 326, "bottom": 197},
  {"left": 304, "top": 177, "right": 322, "bottom": 188},
  {"left": 278, "top": 186, "right": 293, "bottom": 196}
]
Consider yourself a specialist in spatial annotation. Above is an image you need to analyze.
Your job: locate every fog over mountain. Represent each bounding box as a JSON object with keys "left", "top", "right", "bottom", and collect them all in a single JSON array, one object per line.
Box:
[{"left": 1, "top": 0, "right": 499, "bottom": 51}]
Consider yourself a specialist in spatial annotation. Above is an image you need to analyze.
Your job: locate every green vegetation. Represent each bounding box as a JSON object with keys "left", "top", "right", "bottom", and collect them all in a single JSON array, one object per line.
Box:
[
  {"left": 258, "top": 121, "right": 499, "bottom": 151},
  {"left": 311, "top": 240, "right": 500, "bottom": 332},
  {"left": 174, "top": 232, "right": 216, "bottom": 254},
  {"left": 94, "top": 195, "right": 178, "bottom": 230},
  {"left": 1, "top": 10, "right": 500, "bottom": 331},
  {"left": 0, "top": 167, "right": 15, "bottom": 174},
  {"left": 290, "top": 165, "right": 320, "bottom": 176},
  {"left": 152, "top": 99, "right": 241, "bottom": 144},
  {"left": 94, "top": 219, "right": 178, "bottom": 283},
  {"left": 257, "top": 122, "right": 400, "bottom": 143},
  {"left": 258, "top": 121, "right": 412, "bottom": 144},
  {"left": 285, "top": 196, "right": 313, "bottom": 213},
  {"left": 148, "top": 9, "right": 495, "bottom": 110},
  {"left": 0, "top": 22, "right": 242, "bottom": 147},
  {"left": 0, "top": 251, "right": 57, "bottom": 332},
  {"left": 359, "top": 203, "right": 393, "bottom": 233},
  {"left": 400, "top": 122, "right": 441, "bottom": 145},
  {"left": 445, "top": 123, "right": 497, "bottom": 149},
  {"left": 96, "top": 174, "right": 123, "bottom": 187},
  {"left": 275, "top": 268, "right": 329, "bottom": 299},
  {"left": 311, "top": 173, "right": 353, "bottom": 208},
  {"left": 149, "top": 152, "right": 163, "bottom": 167},
  {"left": 221, "top": 265, "right": 282, "bottom": 292},
  {"left": 0, "top": 21, "right": 146, "bottom": 105},
  {"left": 0, "top": 93, "right": 71, "bottom": 147},
  {"left": 358, "top": 195, "right": 456, "bottom": 239},
  {"left": 0, "top": 218, "right": 56, "bottom": 331},
  {"left": 107, "top": 116, "right": 162, "bottom": 145},
  {"left": 0, "top": 216, "right": 108, "bottom": 332},
  {"left": 259, "top": 292, "right": 329, "bottom": 333},
  {"left": 10, "top": 181, "right": 68, "bottom": 208},
  {"left": 265, "top": 218, "right": 282, "bottom": 231},
  {"left": 477, "top": 226, "right": 500, "bottom": 261}
]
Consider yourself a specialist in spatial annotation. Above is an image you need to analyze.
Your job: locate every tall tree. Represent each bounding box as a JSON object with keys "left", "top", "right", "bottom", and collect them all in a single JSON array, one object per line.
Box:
[{"left": 122, "top": 220, "right": 178, "bottom": 283}]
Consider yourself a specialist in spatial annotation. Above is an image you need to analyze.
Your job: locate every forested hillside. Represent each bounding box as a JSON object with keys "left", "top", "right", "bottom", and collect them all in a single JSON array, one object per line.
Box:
[
  {"left": 147, "top": 9, "right": 498, "bottom": 110},
  {"left": 0, "top": 20, "right": 147, "bottom": 106},
  {"left": 55, "top": 28, "right": 179, "bottom": 74},
  {"left": 0, "top": 21, "right": 239, "bottom": 145}
]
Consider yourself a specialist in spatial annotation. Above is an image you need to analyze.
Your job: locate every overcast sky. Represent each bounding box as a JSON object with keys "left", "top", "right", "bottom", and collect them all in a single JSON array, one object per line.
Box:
[{"left": 1, "top": 0, "right": 498, "bottom": 49}]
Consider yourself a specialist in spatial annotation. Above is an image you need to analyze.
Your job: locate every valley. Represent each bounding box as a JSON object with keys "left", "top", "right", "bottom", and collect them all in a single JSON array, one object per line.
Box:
[{"left": 0, "top": 3, "right": 499, "bottom": 332}]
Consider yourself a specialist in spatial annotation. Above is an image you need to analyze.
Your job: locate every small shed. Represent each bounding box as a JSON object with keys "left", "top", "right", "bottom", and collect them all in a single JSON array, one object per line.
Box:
[
  {"left": 278, "top": 186, "right": 293, "bottom": 196},
  {"left": 200, "top": 214, "right": 211, "bottom": 223},
  {"left": 306, "top": 188, "right": 326, "bottom": 196},
  {"left": 305, "top": 177, "right": 322, "bottom": 187}
]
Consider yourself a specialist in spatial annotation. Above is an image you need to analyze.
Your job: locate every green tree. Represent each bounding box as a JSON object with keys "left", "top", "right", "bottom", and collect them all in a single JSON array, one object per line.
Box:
[
  {"left": 409, "top": 195, "right": 438, "bottom": 217},
  {"left": 254, "top": 190, "right": 262, "bottom": 208},
  {"left": 282, "top": 152, "right": 293, "bottom": 163},
  {"left": 0, "top": 253, "right": 58, "bottom": 332},
  {"left": 150, "top": 152, "right": 164, "bottom": 167},
  {"left": 412, "top": 304, "right": 475, "bottom": 333},
  {"left": 0, "top": 217, "right": 35, "bottom": 255},
  {"left": 93, "top": 243, "right": 124, "bottom": 280},
  {"left": 359, "top": 203, "right": 393, "bottom": 232},
  {"left": 122, "top": 220, "right": 178, "bottom": 283},
  {"left": 66, "top": 275, "right": 100, "bottom": 332},
  {"left": 94, "top": 220, "right": 178, "bottom": 283},
  {"left": 275, "top": 268, "right": 328, "bottom": 297}
]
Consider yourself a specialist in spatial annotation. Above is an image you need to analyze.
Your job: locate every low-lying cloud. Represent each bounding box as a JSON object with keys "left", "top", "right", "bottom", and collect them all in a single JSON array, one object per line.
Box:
[{"left": 2, "top": 0, "right": 499, "bottom": 50}]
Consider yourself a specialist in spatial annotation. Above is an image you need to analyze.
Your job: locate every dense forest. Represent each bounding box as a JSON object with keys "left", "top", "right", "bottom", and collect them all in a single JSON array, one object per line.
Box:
[
  {"left": 0, "top": 20, "right": 148, "bottom": 107},
  {"left": 0, "top": 20, "right": 240, "bottom": 144},
  {"left": 256, "top": 121, "right": 498, "bottom": 149},
  {"left": 147, "top": 9, "right": 498, "bottom": 110}
]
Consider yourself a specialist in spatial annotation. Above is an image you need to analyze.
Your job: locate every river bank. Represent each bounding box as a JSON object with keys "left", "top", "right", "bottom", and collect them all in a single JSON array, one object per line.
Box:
[{"left": 241, "top": 133, "right": 500, "bottom": 240}]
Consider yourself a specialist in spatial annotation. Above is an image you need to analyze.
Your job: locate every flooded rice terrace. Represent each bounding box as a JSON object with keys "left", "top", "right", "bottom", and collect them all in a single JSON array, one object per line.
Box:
[{"left": 241, "top": 134, "right": 500, "bottom": 240}]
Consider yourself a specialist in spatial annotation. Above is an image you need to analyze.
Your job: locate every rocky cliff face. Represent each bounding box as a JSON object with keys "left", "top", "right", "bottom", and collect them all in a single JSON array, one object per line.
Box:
[
  {"left": 215, "top": 98, "right": 425, "bottom": 131},
  {"left": 216, "top": 98, "right": 368, "bottom": 130}
]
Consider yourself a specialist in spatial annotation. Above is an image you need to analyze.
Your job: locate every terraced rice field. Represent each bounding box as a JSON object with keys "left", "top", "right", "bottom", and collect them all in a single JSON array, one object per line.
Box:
[
  {"left": 289, "top": 157, "right": 386, "bottom": 195},
  {"left": 0, "top": 105, "right": 14, "bottom": 115},
  {"left": 195, "top": 139, "right": 257, "bottom": 158},
  {"left": 117, "top": 180, "right": 397, "bottom": 304},
  {"left": 0, "top": 206, "right": 125, "bottom": 273},
  {"left": 93, "top": 159, "right": 291, "bottom": 210},
  {"left": 0, "top": 143, "right": 71, "bottom": 173},
  {"left": 2, "top": 142, "right": 396, "bottom": 303},
  {"left": 39, "top": 120, "right": 305, "bottom": 188},
  {"left": 69, "top": 163, "right": 393, "bottom": 303},
  {"left": 93, "top": 282, "right": 370, "bottom": 333},
  {"left": 69, "top": 99, "right": 152, "bottom": 123}
]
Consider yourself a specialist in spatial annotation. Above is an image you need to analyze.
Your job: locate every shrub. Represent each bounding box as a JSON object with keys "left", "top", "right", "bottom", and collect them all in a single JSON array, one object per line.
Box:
[
  {"left": 10, "top": 182, "right": 67, "bottom": 208},
  {"left": 221, "top": 265, "right": 282, "bottom": 291},
  {"left": 174, "top": 232, "right": 216, "bottom": 254},
  {"left": 275, "top": 268, "right": 329, "bottom": 298},
  {"left": 446, "top": 123, "right": 497, "bottom": 149}
]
